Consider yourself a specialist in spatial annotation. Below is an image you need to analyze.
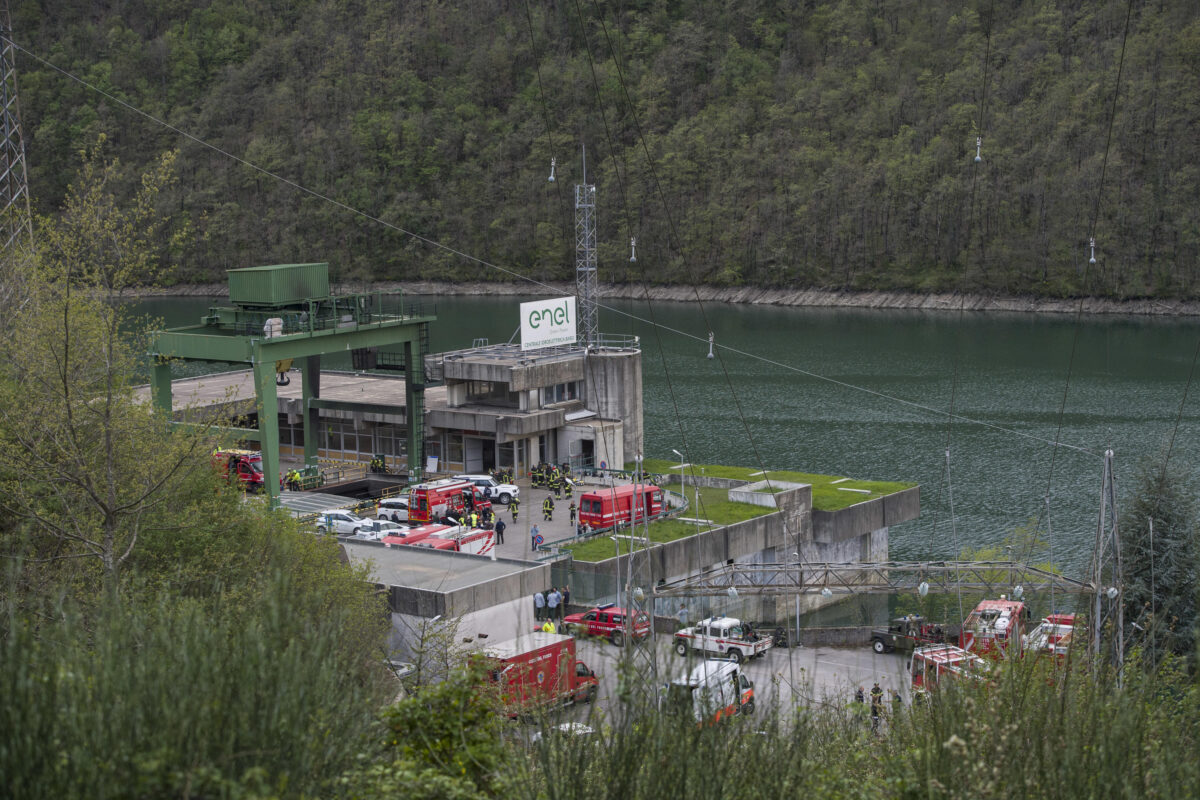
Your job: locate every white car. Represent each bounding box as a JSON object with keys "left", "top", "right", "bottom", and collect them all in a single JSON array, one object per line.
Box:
[
  {"left": 376, "top": 497, "right": 410, "bottom": 523},
  {"left": 346, "top": 520, "right": 406, "bottom": 541},
  {"left": 454, "top": 474, "right": 519, "bottom": 505},
  {"left": 315, "top": 511, "right": 369, "bottom": 535}
]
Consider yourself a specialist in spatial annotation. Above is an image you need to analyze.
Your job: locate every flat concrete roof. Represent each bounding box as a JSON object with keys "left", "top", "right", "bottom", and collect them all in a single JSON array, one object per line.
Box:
[
  {"left": 134, "top": 369, "right": 447, "bottom": 414},
  {"left": 341, "top": 539, "right": 541, "bottom": 593},
  {"left": 278, "top": 491, "right": 363, "bottom": 515}
]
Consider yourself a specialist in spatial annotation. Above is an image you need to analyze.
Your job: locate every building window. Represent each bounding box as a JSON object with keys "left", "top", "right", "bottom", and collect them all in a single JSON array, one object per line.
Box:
[
  {"left": 541, "top": 381, "right": 581, "bottom": 406},
  {"left": 447, "top": 433, "right": 463, "bottom": 464},
  {"left": 466, "top": 380, "right": 519, "bottom": 408}
]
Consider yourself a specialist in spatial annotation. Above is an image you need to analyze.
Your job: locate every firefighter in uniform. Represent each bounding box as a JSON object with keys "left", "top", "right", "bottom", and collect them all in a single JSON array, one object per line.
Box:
[
  {"left": 569, "top": 501, "right": 577, "bottom": 528},
  {"left": 564, "top": 479, "right": 573, "bottom": 499},
  {"left": 510, "top": 497, "right": 520, "bottom": 522},
  {"left": 543, "top": 496, "right": 554, "bottom": 521}
]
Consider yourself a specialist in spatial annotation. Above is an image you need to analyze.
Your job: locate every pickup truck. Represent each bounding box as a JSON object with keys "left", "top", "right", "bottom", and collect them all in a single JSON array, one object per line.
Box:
[
  {"left": 673, "top": 616, "right": 773, "bottom": 663},
  {"left": 870, "top": 614, "right": 954, "bottom": 654}
]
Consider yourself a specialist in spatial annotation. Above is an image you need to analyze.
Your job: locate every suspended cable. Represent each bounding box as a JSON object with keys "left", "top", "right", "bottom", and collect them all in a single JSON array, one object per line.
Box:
[
  {"left": 520, "top": 0, "right": 570, "bottom": 245},
  {"left": 1026, "top": 0, "right": 1135, "bottom": 569}
]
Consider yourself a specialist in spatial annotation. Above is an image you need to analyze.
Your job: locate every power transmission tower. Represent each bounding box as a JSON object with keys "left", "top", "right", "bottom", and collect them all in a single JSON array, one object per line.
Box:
[
  {"left": 0, "top": 3, "right": 32, "bottom": 258},
  {"left": 574, "top": 146, "right": 598, "bottom": 348},
  {"left": 1089, "top": 449, "right": 1124, "bottom": 682}
]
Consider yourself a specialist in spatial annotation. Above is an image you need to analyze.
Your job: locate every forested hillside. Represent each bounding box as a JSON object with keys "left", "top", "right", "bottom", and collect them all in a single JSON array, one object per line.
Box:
[{"left": 14, "top": 0, "right": 1200, "bottom": 297}]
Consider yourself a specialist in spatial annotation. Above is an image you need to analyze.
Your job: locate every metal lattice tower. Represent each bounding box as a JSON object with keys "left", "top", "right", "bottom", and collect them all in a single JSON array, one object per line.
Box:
[
  {"left": 1089, "top": 449, "right": 1124, "bottom": 680},
  {"left": 0, "top": 5, "right": 33, "bottom": 257},
  {"left": 574, "top": 147, "right": 598, "bottom": 348}
]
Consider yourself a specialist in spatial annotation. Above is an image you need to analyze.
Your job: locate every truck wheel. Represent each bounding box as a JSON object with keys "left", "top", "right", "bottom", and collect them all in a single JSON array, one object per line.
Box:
[
  {"left": 351, "top": 527, "right": 360, "bottom": 535},
  {"left": 727, "top": 648, "right": 744, "bottom": 664},
  {"left": 674, "top": 640, "right": 688, "bottom": 656},
  {"left": 499, "top": 492, "right": 512, "bottom": 505},
  {"left": 377, "top": 514, "right": 387, "bottom": 521},
  {"left": 316, "top": 525, "right": 327, "bottom": 534},
  {"left": 611, "top": 631, "right": 624, "bottom": 648},
  {"left": 872, "top": 639, "right": 887, "bottom": 655},
  {"left": 742, "top": 698, "right": 756, "bottom": 715},
  {"left": 586, "top": 684, "right": 598, "bottom": 703}
]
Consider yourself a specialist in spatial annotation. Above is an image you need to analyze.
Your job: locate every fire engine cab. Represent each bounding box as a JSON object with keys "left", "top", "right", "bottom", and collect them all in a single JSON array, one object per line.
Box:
[
  {"left": 211, "top": 449, "right": 265, "bottom": 492},
  {"left": 407, "top": 478, "right": 493, "bottom": 524},
  {"left": 960, "top": 598, "right": 1030, "bottom": 658}
]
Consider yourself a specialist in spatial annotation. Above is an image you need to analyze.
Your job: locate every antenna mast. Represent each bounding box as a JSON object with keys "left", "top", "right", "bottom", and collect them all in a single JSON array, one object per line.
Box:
[
  {"left": 0, "top": 3, "right": 32, "bottom": 257},
  {"left": 1089, "top": 449, "right": 1124, "bottom": 683},
  {"left": 575, "top": 145, "right": 598, "bottom": 348}
]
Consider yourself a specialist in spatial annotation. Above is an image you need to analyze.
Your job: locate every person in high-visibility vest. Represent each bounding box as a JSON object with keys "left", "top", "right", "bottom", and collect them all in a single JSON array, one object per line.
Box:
[
  {"left": 510, "top": 497, "right": 519, "bottom": 522},
  {"left": 543, "top": 496, "right": 554, "bottom": 521},
  {"left": 541, "top": 619, "right": 556, "bottom": 633}
]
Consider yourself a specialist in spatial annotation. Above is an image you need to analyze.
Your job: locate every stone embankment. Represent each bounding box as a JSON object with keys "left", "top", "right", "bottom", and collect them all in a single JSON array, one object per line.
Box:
[{"left": 138, "top": 282, "right": 1200, "bottom": 316}]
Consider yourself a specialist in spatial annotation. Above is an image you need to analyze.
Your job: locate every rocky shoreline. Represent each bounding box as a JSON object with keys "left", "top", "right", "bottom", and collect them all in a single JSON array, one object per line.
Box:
[{"left": 138, "top": 282, "right": 1200, "bottom": 316}]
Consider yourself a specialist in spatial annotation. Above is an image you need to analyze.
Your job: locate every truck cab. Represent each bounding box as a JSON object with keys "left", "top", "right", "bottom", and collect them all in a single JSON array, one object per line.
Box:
[{"left": 673, "top": 616, "right": 773, "bottom": 663}]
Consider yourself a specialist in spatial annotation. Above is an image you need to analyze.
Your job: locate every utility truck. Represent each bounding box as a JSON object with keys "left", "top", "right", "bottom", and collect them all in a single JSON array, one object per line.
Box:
[
  {"left": 1024, "top": 613, "right": 1079, "bottom": 658},
  {"left": 908, "top": 643, "right": 990, "bottom": 693},
  {"left": 673, "top": 616, "right": 773, "bottom": 663},
  {"left": 480, "top": 632, "right": 598, "bottom": 712},
  {"left": 960, "top": 598, "right": 1030, "bottom": 658}
]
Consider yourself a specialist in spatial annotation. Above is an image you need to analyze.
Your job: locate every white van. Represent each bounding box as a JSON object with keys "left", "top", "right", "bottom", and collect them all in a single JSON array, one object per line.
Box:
[
  {"left": 663, "top": 659, "right": 755, "bottom": 724},
  {"left": 454, "top": 474, "right": 520, "bottom": 505}
]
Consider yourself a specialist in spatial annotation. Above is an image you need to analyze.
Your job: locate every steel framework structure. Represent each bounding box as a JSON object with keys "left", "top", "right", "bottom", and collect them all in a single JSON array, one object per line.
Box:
[
  {"left": 0, "top": 10, "right": 32, "bottom": 257},
  {"left": 653, "top": 560, "right": 1093, "bottom": 598},
  {"left": 574, "top": 152, "right": 598, "bottom": 349}
]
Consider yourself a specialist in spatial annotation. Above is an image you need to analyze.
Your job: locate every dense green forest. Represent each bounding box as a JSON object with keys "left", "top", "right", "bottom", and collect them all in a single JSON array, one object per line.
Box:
[{"left": 13, "top": 0, "right": 1200, "bottom": 297}]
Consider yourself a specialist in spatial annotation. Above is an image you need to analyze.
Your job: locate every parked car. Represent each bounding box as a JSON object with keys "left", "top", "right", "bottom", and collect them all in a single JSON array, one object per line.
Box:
[
  {"left": 376, "top": 497, "right": 410, "bottom": 523},
  {"left": 315, "top": 511, "right": 369, "bottom": 535},
  {"left": 346, "top": 520, "right": 407, "bottom": 541},
  {"left": 563, "top": 604, "right": 650, "bottom": 646},
  {"left": 454, "top": 474, "right": 520, "bottom": 505}
]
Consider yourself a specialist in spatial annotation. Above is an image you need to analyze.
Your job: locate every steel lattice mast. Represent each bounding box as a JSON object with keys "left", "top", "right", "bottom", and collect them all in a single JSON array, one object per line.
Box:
[
  {"left": 574, "top": 146, "right": 598, "bottom": 348},
  {"left": 0, "top": 3, "right": 32, "bottom": 257},
  {"left": 1089, "top": 449, "right": 1124, "bottom": 681}
]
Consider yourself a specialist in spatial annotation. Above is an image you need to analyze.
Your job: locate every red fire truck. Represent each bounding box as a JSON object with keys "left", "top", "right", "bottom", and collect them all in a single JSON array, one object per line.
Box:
[
  {"left": 408, "top": 479, "right": 492, "bottom": 524},
  {"left": 211, "top": 449, "right": 265, "bottom": 492},
  {"left": 960, "top": 598, "right": 1030, "bottom": 658},
  {"left": 415, "top": 527, "right": 496, "bottom": 556},
  {"left": 381, "top": 523, "right": 459, "bottom": 547},
  {"left": 908, "top": 643, "right": 990, "bottom": 692},
  {"left": 577, "top": 483, "right": 665, "bottom": 531},
  {"left": 480, "top": 632, "right": 598, "bottom": 712}
]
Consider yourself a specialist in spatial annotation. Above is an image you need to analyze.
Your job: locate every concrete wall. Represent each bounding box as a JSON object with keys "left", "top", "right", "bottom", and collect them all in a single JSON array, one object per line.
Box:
[
  {"left": 584, "top": 349, "right": 642, "bottom": 458},
  {"left": 812, "top": 486, "right": 920, "bottom": 544}
]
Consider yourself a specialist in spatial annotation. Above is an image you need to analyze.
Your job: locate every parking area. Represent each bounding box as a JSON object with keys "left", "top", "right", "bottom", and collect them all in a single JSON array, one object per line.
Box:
[{"left": 551, "top": 633, "right": 910, "bottom": 727}]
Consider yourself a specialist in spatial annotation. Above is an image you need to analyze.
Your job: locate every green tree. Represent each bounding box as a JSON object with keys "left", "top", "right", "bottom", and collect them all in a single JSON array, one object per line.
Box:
[{"left": 1121, "top": 458, "right": 1199, "bottom": 666}]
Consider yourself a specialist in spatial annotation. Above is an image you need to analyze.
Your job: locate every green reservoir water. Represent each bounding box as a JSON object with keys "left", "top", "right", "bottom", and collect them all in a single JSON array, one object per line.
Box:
[{"left": 135, "top": 295, "right": 1200, "bottom": 576}]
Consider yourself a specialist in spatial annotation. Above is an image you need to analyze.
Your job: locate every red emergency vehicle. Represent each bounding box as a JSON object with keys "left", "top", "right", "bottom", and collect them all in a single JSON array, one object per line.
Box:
[
  {"left": 408, "top": 478, "right": 493, "bottom": 524},
  {"left": 415, "top": 527, "right": 495, "bottom": 556},
  {"left": 381, "top": 523, "right": 457, "bottom": 547},
  {"left": 908, "top": 643, "right": 990, "bottom": 692},
  {"left": 480, "top": 632, "right": 598, "bottom": 712},
  {"left": 577, "top": 483, "right": 664, "bottom": 531},
  {"left": 211, "top": 449, "right": 265, "bottom": 492},
  {"left": 960, "top": 598, "right": 1030, "bottom": 658}
]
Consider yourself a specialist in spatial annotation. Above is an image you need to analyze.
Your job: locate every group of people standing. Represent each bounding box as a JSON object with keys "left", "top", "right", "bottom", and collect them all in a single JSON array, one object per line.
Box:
[
  {"left": 533, "top": 585, "right": 569, "bottom": 628},
  {"left": 530, "top": 462, "right": 570, "bottom": 490},
  {"left": 854, "top": 682, "right": 902, "bottom": 734}
]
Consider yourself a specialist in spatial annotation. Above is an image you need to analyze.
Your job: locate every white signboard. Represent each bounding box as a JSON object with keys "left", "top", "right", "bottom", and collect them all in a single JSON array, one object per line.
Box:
[{"left": 520, "top": 296, "right": 577, "bottom": 351}]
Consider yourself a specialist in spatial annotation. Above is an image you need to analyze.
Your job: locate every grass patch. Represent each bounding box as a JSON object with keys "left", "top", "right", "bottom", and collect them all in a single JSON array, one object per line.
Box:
[
  {"left": 638, "top": 458, "right": 916, "bottom": 512},
  {"left": 563, "top": 485, "right": 774, "bottom": 562}
]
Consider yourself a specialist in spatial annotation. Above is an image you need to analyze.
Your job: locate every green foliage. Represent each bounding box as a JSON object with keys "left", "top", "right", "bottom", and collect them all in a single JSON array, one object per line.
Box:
[
  {"left": 1121, "top": 457, "right": 1199, "bottom": 665},
  {"left": 16, "top": 1, "right": 1200, "bottom": 297},
  {"left": 0, "top": 570, "right": 391, "bottom": 800}
]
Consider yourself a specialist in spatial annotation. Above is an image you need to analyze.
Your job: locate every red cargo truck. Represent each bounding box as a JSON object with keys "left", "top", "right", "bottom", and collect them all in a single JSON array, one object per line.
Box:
[
  {"left": 381, "top": 523, "right": 458, "bottom": 547},
  {"left": 480, "top": 632, "right": 598, "bottom": 711},
  {"left": 577, "top": 483, "right": 664, "bottom": 532}
]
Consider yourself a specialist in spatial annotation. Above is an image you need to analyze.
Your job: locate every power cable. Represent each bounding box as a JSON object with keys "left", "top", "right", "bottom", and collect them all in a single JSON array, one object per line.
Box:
[{"left": 6, "top": 35, "right": 1105, "bottom": 462}]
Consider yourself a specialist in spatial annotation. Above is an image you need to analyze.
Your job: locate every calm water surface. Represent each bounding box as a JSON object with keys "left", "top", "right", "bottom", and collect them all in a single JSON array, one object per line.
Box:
[{"left": 135, "top": 296, "right": 1200, "bottom": 576}]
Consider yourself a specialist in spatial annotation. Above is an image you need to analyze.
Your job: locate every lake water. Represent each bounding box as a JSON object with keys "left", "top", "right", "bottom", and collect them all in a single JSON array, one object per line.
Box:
[{"left": 135, "top": 295, "right": 1200, "bottom": 578}]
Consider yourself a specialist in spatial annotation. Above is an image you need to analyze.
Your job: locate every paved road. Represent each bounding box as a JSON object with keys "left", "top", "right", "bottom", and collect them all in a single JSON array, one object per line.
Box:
[{"left": 545, "top": 634, "right": 910, "bottom": 731}]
